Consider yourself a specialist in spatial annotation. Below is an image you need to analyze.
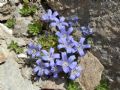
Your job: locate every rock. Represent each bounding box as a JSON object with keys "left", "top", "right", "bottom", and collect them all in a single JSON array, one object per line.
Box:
[
  {"left": 34, "top": 78, "right": 66, "bottom": 90},
  {"left": 0, "top": 23, "right": 13, "bottom": 35},
  {"left": 0, "top": 3, "right": 14, "bottom": 21},
  {"left": 0, "top": 0, "right": 7, "bottom": 7},
  {"left": 46, "top": 0, "right": 90, "bottom": 24},
  {"left": 0, "top": 52, "right": 40, "bottom": 90},
  {"left": 0, "top": 53, "right": 5, "bottom": 64},
  {"left": 76, "top": 52, "right": 104, "bottom": 90},
  {"left": 0, "top": 23, "right": 26, "bottom": 46},
  {"left": 21, "top": 66, "right": 33, "bottom": 80},
  {"left": 17, "top": 53, "right": 27, "bottom": 59},
  {"left": 14, "top": 16, "right": 33, "bottom": 37}
]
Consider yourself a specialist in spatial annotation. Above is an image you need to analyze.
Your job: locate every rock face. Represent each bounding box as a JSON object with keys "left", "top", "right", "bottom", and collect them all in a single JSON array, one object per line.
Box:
[
  {"left": 46, "top": 0, "right": 120, "bottom": 89},
  {"left": 77, "top": 52, "right": 104, "bottom": 90},
  {"left": 0, "top": 23, "right": 39, "bottom": 90},
  {"left": 0, "top": 3, "right": 14, "bottom": 21}
]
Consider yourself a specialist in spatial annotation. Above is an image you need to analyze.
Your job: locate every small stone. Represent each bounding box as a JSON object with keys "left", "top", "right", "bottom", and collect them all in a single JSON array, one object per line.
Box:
[
  {"left": 0, "top": 23, "right": 13, "bottom": 35},
  {"left": 17, "top": 53, "right": 27, "bottom": 59},
  {"left": 0, "top": 53, "right": 5, "bottom": 64},
  {"left": 0, "top": 0, "right": 7, "bottom": 7}
]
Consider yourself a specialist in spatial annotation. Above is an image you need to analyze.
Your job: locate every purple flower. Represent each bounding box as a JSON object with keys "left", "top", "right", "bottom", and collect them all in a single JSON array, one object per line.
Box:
[
  {"left": 72, "top": 16, "right": 79, "bottom": 23},
  {"left": 41, "top": 47, "right": 60, "bottom": 66},
  {"left": 50, "top": 16, "right": 68, "bottom": 30},
  {"left": 42, "top": 9, "right": 58, "bottom": 21},
  {"left": 56, "top": 52, "right": 77, "bottom": 73},
  {"left": 80, "top": 26, "right": 93, "bottom": 36},
  {"left": 51, "top": 65, "right": 62, "bottom": 78},
  {"left": 58, "top": 36, "right": 75, "bottom": 53},
  {"left": 33, "top": 59, "right": 50, "bottom": 76},
  {"left": 27, "top": 43, "right": 42, "bottom": 58},
  {"left": 69, "top": 65, "right": 82, "bottom": 80},
  {"left": 74, "top": 37, "right": 91, "bottom": 56},
  {"left": 56, "top": 27, "right": 73, "bottom": 39}
]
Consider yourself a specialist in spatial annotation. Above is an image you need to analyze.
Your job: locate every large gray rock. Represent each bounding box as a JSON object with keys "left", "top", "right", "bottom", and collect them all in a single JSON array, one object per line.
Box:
[
  {"left": 0, "top": 24, "right": 40, "bottom": 90},
  {"left": 77, "top": 52, "right": 104, "bottom": 90}
]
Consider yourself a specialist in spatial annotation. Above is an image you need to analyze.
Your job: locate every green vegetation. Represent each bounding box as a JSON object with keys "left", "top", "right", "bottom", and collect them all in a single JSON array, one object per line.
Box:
[
  {"left": 23, "top": 0, "right": 29, "bottom": 3},
  {"left": 28, "top": 21, "right": 42, "bottom": 36},
  {"left": 20, "top": 4, "right": 37, "bottom": 16},
  {"left": 8, "top": 40, "right": 23, "bottom": 54},
  {"left": 37, "top": 35, "right": 57, "bottom": 50},
  {"left": 5, "top": 18, "right": 16, "bottom": 28},
  {"left": 95, "top": 80, "right": 109, "bottom": 90},
  {"left": 87, "top": 37, "right": 94, "bottom": 46},
  {"left": 66, "top": 80, "right": 82, "bottom": 90}
]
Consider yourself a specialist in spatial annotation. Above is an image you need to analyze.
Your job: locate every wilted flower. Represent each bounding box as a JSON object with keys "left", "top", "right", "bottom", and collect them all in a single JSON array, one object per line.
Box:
[
  {"left": 41, "top": 9, "right": 58, "bottom": 21},
  {"left": 56, "top": 52, "right": 77, "bottom": 73},
  {"left": 42, "top": 47, "right": 60, "bottom": 66},
  {"left": 58, "top": 36, "right": 75, "bottom": 53},
  {"left": 80, "top": 26, "right": 93, "bottom": 36},
  {"left": 69, "top": 65, "right": 82, "bottom": 80},
  {"left": 50, "top": 16, "right": 68, "bottom": 30},
  {"left": 33, "top": 59, "right": 50, "bottom": 76},
  {"left": 74, "top": 37, "right": 91, "bottom": 56}
]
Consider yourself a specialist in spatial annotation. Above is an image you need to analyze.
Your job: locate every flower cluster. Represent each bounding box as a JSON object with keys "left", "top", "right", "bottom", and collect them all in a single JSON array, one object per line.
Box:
[{"left": 27, "top": 9, "right": 93, "bottom": 80}]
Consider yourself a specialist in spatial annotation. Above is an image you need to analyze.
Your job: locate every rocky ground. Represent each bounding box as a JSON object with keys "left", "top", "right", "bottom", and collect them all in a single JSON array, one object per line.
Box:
[{"left": 0, "top": 0, "right": 119, "bottom": 90}]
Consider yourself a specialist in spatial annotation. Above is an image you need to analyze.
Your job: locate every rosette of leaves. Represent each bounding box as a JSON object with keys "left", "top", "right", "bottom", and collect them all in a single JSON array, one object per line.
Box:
[
  {"left": 28, "top": 21, "right": 42, "bottom": 36},
  {"left": 20, "top": 4, "right": 37, "bottom": 16},
  {"left": 37, "top": 35, "right": 57, "bottom": 50},
  {"left": 8, "top": 40, "right": 23, "bottom": 54},
  {"left": 66, "top": 80, "right": 82, "bottom": 90},
  {"left": 5, "top": 18, "right": 16, "bottom": 28}
]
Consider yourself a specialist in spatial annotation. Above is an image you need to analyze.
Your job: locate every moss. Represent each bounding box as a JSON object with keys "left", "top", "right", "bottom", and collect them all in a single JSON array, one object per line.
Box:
[
  {"left": 20, "top": 4, "right": 37, "bottom": 16},
  {"left": 66, "top": 80, "right": 82, "bottom": 90},
  {"left": 8, "top": 40, "right": 23, "bottom": 54},
  {"left": 95, "top": 80, "right": 109, "bottom": 90},
  {"left": 37, "top": 35, "right": 58, "bottom": 50},
  {"left": 5, "top": 18, "right": 16, "bottom": 28},
  {"left": 28, "top": 21, "right": 42, "bottom": 36}
]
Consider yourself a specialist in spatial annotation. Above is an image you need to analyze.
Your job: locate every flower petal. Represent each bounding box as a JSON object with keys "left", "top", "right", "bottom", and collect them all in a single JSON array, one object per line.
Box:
[
  {"left": 50, "top": 47, "right": 54, "bottom": 55},
  {"left": 68, "top": 55, "right": 76, "bottom": 62},
  {"left": 53, "top": 53, "right": 60, "bottom": 58},
  {"left": 53, "top": 11, "right": 58, "bottom": 16},
  {"left": 60, "top": 16, "right": 65, "bottom": 22},
  {"left": 69, "top": 62, "right": 77, "bottom": 69},
  {"left": 36, "top": 59, "right": 41, "bottom": 65},
  {"left": 68, "top": 27, "right": 73, "bottom": 34},
  {"left": 56, "top": 60, "right": 62, "bottom": 65},
  {"left": 78, "top": 49, "right": 85, "bottom": 56},
  {"left": 50, "top": 22, "right": 57, "bottom": 27},
  {"left": 38, "top": 70, "right": 43, "bottom": 76},
  {"left": 79, "top": 37, "right": 85, "bottom": 44},
  {"left": 69, "top": 74, "right": 76, "bottom": 80},
  {"left": 50, "top": 61, "right": 55, "bottom": 67},
  {"left": 42, "top": 50, "right": 48, "bottom": 55},
  {"left": 33, "top": 66, "right": 39, "bottom": 73},
  {"left": 44, "top": 69, "right": 49, "bottom": 75},
  {"left": 63, "top": 66, "right": 70, "bottom": 73},
  {"left": 61, "top": 52, "right": 67, "bottom": 61}
]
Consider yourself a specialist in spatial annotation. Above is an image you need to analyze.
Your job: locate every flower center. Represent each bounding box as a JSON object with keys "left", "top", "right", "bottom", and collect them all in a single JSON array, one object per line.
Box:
[{"left": 63, "top": 61, "right": 68, "bottom": 67}]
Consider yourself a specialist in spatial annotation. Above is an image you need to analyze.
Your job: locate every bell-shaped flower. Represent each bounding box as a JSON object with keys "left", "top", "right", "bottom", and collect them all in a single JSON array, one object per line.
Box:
[
  {"left": 56, "top": 27, "right": 73, "bottom": 39},
  {"left": 56, "top": 52, "right": 77, "bottom": 73},
  {"left": 41, "top": 9, "right": 58, "bottom": 21},
  {"left": 74, "top": 37, "right": 91, "bottom": 56},
  {"left": 69, "top": 65, "right": 82, "bottom": 80},
  {"left": 80, "top": 26, "right": 93, "bottom": 36},
  {"left": 33, "top": 59, "right": 50, "bottom": 76},
  {"left": 41, "top": 47, "right": 60, "bottom": 66},
  {"left": 58, "top": 36, "right": 75, "bottom": 53},
  {"left": 50, "top": 16, "right": 68, "bottom": 30}
]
